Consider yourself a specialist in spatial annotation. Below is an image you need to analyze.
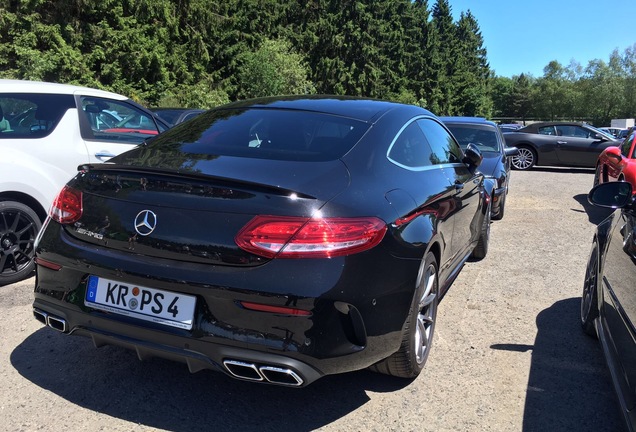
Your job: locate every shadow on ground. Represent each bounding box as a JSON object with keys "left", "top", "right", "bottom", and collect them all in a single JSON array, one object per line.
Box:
[
  {"left": 11, "top": 329, "right": 410, "bottom": 431},
  {"left": 573, "top": 193, "right": 614, "bottom": 225},
  {"left": 492, "top": 298, "right": 624, "bottom": 431}
]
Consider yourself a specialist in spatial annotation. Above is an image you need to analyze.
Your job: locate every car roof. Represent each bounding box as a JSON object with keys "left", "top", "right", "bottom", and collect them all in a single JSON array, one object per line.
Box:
[
  {"left": 216, "top": 95, "right": 432, "bottom": 123},
  {"left": 523, "top": 121, "right": 587, "bottom": 128},
  {"left": 439, "top": 116, "right": 497, "bottom": 127},
  {"left": 0, "top": 79, "right": 129, "bottom": 101}
]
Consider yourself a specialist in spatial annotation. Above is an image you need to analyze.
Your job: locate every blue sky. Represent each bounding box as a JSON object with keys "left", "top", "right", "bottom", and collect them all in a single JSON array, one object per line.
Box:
[{"left": 449, "top": 0, "right": 635, "bottom": 77}]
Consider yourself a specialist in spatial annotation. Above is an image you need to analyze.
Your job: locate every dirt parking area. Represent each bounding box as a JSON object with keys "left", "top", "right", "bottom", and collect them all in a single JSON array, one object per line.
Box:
[{"left": 0, "top": 168, "right": 625, "bottom": 431}]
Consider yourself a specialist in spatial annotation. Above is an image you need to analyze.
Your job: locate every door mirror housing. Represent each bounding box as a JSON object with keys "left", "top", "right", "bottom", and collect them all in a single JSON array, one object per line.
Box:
[
  {"left": 504, "top": 146, "right": 519, "bottom": 157},
  {"left": 592, "top": 132, "right": 608, "bottom": 142},
  {"left": 588, "top": 182, "right": 633, "bottom": 208},
  {"left": 462, "top": 143, "right": 482, "bottom": 168},
  {"left": 604, "top": 146, "right": 622, "bottom": 162}
]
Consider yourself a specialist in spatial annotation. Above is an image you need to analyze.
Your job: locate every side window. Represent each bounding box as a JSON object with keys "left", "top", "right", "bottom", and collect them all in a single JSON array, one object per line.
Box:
[
  {"left": 0, "top": 94, "right": 74, "bottom": 138},
  {"left": 555, "top": 125, "right": 588, "bottom": 138},
  {"left": 538, "top": 126, "right": 556, "bottom": 135},
  {"left": 624, "top": 134, "right": 636, "bottom": 159},
  {"left": 388, "top": 121, "right": 434, "bottom": 168},
  {"left": 417, "top": 118, "right": 462, "bottom": 164},
  {"left": 80, "top": 97, "right": 159, "bottom": 144},
  {"left": 572, "top": 126, "right": 590, "bottom": 138}
]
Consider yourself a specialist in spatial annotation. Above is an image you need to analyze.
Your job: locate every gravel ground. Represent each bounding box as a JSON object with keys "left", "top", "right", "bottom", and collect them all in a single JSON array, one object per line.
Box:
[{"left": 0, "top": 167, "right": 625, "bottom": 432}]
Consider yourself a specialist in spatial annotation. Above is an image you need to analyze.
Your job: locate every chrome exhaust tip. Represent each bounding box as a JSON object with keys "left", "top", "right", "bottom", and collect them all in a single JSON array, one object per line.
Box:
[
  {"left": 33, "top": 308, "right": 48, "bottom": 325},
  {"left": 46, "top": 315, "right": 68, "bottom": 333},
  {"left": 223, "top": 360, "right": 264, "bottom": 382},
  {"left": 223, "top": 360, "right": 305, "bottom": 386},
  {"left": 259, "top": 366, "right": 304, "bottom": 386}
]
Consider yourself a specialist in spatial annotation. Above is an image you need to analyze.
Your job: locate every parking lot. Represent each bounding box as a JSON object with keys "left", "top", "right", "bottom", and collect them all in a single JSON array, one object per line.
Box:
[{"left": 0, "top": 168, "right": 626, "bottom": 432}]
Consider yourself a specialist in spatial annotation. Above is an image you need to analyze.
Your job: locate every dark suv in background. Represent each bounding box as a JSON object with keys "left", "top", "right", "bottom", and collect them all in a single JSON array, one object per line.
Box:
[{"left": 442, "top": 117, "right": 518, "bottom": 220}]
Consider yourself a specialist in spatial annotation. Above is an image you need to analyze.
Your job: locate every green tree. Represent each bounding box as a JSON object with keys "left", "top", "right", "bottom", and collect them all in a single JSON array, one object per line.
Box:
[
  {"left": 403, "top": 0, "right": 432, "bottom": 106},
  {"left": 427, "top": 0, "right": 456, "bottom": 115},
  {"left": 236, "top": 37, "right": 315, "bottom": 99},
  {"left": 511, "top": 73, "right": 535, "bottom": 121},
  {"left": 491, "top": 76, "right": 515, "bottom": 119},
  {"left": 580, "top": 52, "right": 625, "bottom": 125},
  {"left": 452, "top": 11, "right": 491, "bottom": 117}
]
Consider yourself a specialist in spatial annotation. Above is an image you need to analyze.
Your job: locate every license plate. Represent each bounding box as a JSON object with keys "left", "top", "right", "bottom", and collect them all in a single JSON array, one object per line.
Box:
[{"left": 85, "top": 276, "right": 196, "bottom": 330}]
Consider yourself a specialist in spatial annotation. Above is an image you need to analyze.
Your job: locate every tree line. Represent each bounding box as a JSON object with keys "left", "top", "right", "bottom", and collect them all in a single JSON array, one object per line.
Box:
[{"left": 0, "top": 0, "right": 633, "bottom": 126}]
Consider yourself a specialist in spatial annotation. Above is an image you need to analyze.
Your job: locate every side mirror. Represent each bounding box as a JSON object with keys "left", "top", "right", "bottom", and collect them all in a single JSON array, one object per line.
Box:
[
  {"left": 462, "top": 143, "right": 482, "bottom": 168},
  {"left": 504, "top": 146, "right": 519, "bottom": 157},
  {"left": 604, "top": 146, "right": 622, "bottom": 162},
  {"left": 588, "top": 182, "right": 633, "bottom": 208},
  {"left": 592, "top": 132, "right": 608, "bottom": 142}
]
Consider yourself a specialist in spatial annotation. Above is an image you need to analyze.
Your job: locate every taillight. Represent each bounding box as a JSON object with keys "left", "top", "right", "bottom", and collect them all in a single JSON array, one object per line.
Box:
[
  {"left": 235, "top": 215, "right": 387, "bottom": 258},
  {"left": 50, "top": 185, "right": 83, "bottom": 224}
]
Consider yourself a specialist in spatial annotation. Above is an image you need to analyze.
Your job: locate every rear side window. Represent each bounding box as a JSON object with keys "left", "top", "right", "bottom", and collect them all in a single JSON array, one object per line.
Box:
[
  {"left": 388, "top": 118, "right": 462, "bottom": 169},
  {"left": 388, "top": 121, "right": 434, "bottom": 168},
  {"left": 145, "top": 108, "right": 370, "bottom": 162},
  {"left": 80, "top": 96, "right": 160, "bottom": 144},
  {"left": 0, "top": 93, "right": 75, "bottom": 138},
  {"left": 417, "top": 118, "right": 463, "bottom": 164}
]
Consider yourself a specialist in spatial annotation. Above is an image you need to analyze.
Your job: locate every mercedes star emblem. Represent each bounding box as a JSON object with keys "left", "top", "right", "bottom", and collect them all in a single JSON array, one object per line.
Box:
[{"left": 134, "top": 210, "right": 157, "bottom": 236}]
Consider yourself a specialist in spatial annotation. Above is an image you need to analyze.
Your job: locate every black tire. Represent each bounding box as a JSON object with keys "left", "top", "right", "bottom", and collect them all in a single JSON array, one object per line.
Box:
[
  {"left": 369, "top": 252, "right": 439, "bottom": 378},
  {"left": 581, "top": 242, "right": 600, "bottom": 338},
  {"left": 0, "top": 201, "right": 42, "bottom": 286},
  {"left": 471, "top": 203, "right": 491, "bottom": 260},
  {"left": 492, "top": 191, "right": 506, "bottom": 221},
  {"left": 510, "top": 146, "right": 536, "bottom": 170}
]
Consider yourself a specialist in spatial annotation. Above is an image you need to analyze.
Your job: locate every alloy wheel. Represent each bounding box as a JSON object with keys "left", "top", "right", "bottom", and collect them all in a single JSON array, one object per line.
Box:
[
  {"left": 511, "top": 147, "right": 535, "bottom": 170},
  {"left": 0, "top": 202, "right": 41, "bottom": 285},
  {"left": 415, "top": 262, "right": 438, "bottom": 364},
  {"left": 580, "top": 244, "right": 599, "bottom": 336}
]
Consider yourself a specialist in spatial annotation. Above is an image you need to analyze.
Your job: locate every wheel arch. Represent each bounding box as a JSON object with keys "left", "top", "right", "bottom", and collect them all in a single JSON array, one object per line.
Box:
[
  {"left": 0, "top": 191, "right": 47, "bottom": 222},
  {"left": 426, "top": 241, "right": 442, "bottom": 272}
]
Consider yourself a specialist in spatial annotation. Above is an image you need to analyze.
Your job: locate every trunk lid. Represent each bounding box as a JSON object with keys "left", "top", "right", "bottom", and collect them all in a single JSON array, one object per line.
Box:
[{"left": 64, "top": 157, "right": 350, "bottom": 266}]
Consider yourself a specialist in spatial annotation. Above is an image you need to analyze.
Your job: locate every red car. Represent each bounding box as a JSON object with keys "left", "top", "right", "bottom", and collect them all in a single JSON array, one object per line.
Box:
[{"left": 595, "top": 130, "right": 636, "bottom": 193}]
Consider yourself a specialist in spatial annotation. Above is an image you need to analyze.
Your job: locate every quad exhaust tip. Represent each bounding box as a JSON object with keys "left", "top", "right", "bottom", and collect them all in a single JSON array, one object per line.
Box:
[
  {"left": 223, "top": 360, "right": 303, "bottom": 386},
  {"left": 33, "top": 308, "right": 68, "bottom": 333}
]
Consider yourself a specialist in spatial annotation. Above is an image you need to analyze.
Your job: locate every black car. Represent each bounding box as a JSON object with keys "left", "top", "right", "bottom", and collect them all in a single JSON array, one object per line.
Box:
[
  {"left": 582, "top": 181, "right": 636, "bottom": 430},
  {"left": 504, "top": 122, "right": 620, "bottom": 170},
  {"left": 33, "top": 96, "right": 492, "bottom": 387},
  {"left": 441, "top": 117, "right": 518, "bottom": 220}
]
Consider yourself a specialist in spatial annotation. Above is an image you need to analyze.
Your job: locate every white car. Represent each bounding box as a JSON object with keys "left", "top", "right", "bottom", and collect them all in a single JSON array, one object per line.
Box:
[{"left": 0, "top": 79, "right": 169, "bottom": 285}]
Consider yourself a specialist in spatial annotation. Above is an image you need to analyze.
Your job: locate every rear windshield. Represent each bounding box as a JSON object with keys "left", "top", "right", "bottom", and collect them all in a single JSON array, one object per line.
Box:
[
  {"left": 445, "top": 123, "right": 501, "bottom": 153},
  {"left": 144, "top": 108, "right": 370, "bottom": 162}
]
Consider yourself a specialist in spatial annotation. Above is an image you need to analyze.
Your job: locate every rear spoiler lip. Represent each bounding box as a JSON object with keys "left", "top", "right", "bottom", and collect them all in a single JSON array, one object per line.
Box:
[{"left": 76, "top": 163, "right": 316, "bottom": 199}]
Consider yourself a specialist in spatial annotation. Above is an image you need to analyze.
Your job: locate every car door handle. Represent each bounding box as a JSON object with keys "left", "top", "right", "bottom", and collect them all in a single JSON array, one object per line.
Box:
[
  {"left": 95, "top": 151, "right": 116, "bottom": 160},
  {"left": 557, "top": 140, "right": 567, "bottom": 145}
]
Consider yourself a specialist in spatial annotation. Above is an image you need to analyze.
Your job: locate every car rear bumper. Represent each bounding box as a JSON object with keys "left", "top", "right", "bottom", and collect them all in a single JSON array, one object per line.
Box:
[
  {"left": 33, "top": 232, "right": 420, "bottom": 386},
  {"left": 33, "top": 300, "right": 324, "bottom": 386}
]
